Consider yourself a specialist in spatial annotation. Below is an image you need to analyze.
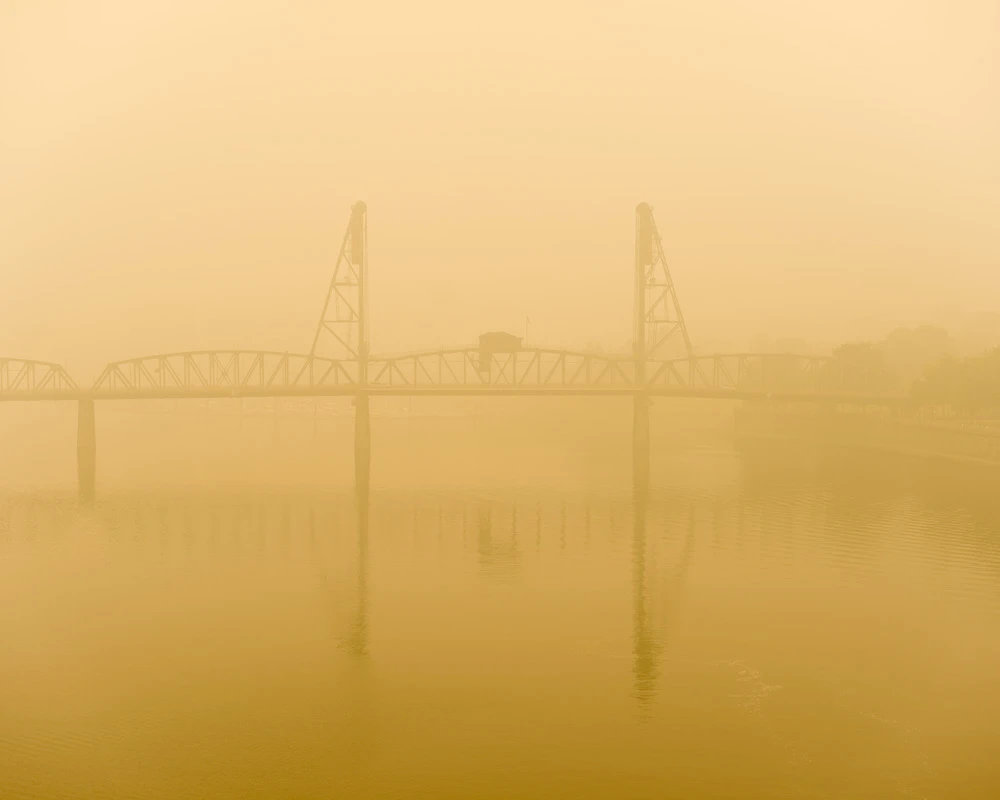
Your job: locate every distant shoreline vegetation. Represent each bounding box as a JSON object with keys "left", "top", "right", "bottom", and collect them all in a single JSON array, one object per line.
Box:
[
  {"left": 911, "top": 349, "right": 1000, "bottom": 415},
  {"left": 825, "top": 325, "right": 1000, "bottom": 416}
]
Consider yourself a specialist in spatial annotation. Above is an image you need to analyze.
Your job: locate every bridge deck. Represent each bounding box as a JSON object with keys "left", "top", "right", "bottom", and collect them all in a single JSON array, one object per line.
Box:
[
  {"left": 2, "top": 385, "right": 905, "bottom": 406},
  {"left": 0, "top": 348, "right": 904, "bottom": 405}
]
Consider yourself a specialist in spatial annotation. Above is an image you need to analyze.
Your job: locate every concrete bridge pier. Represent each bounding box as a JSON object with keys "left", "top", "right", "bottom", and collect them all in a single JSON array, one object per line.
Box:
[
  {"left": 77, "top": 398, "right": 96, "bottom": 502},
  {"left": 355, "top": 392, "right": 371, "bottom": 496},
  {"left": 633, "top": 392, "right": 650, "bottom": 484}
]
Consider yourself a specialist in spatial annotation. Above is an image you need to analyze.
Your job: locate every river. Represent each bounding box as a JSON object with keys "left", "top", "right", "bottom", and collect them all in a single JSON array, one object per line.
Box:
[{"left": 1, "top": 410, "right": 999, "bottom": 798}]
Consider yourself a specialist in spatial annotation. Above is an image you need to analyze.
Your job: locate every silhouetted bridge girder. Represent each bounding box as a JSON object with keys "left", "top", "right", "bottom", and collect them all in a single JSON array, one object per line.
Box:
[
  {"left": 0, "top": 347, "right": 886, "bottom": 402},
  {"left": 0, "top": 358, "right": 78, "bottom": 401},
  {"left": 368, "top": 347, "right": 636, "bottom": 391},
  {"left": 366, "top": 348, "right": 857, "bottom": 398},
  {"left": 0, "top": 349, "right": 898, "bottom": 402},
  {"left": 89, "top": 350, "right": 356, "bottom": 398}
]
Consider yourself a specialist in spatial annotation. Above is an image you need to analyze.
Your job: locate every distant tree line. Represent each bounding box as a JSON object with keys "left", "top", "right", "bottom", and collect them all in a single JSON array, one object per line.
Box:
[
  {"left": 826, "top": 325, "right": 955, "bottom": 395},
  {"left": 912, "top": 348, "right": 1000, "bottom": 416},
  {"left": 826, "top": 325, "right": 1000, "bottom": 415}
]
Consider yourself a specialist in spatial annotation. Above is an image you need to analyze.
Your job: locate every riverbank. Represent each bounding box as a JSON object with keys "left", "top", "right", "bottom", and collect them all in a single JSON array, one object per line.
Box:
[{"left": 734, "top": 405, "right": 1000, "bottom": 468}]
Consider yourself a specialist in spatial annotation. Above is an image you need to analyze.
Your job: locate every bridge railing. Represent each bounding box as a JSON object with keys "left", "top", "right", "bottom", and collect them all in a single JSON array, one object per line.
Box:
[
  {"left": 0, "top": 358, "right": 78, "bottom": 398},
  {"left": 91, "top": 351, "right": 358, "bottom": 396}
]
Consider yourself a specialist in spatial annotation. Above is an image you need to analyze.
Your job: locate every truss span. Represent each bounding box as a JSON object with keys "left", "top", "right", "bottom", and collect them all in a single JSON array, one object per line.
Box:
[
  {"left": 647, "top": 353, "right": 841, "bottom": 394},
  {"left": 366, "top": 348, "right": 884, "bottom": 398},
  {"left": 367, "top": 347, "right": 637, "bottom": 389},
  {"left": 92, "top": 351, "right": 357, "bottom": 398},
  {"left": 366, "top": 349, "right": 899, "bottom": 400},
  {"left": 0, "top": 358, "right": 78, "bottom": 400},
  {"left": 80, "top": 348, "right": 891, "bottom": 401}
]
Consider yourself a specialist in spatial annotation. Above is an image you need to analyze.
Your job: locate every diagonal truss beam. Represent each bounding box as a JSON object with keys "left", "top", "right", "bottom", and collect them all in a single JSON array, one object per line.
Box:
[
  {"left": 0, "top": 358, "right": 78, "bottom": 397},
  {"left": 310, "top": 202, "right": 368, "bottom": 385}
]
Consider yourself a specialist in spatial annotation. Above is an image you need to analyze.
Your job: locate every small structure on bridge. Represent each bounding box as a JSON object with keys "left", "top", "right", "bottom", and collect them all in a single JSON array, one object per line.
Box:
[{"left": 478, "top": 331, "right": 522, "bottom": 374}]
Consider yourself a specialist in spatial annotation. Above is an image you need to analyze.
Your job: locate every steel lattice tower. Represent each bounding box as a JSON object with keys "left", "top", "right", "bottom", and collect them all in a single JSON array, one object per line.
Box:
[
  {"left": 633, "top": 203, "right": 696, "bottom": 367},
  {"left": 310, "top": 202, "right": 369, "bottom": 381}
]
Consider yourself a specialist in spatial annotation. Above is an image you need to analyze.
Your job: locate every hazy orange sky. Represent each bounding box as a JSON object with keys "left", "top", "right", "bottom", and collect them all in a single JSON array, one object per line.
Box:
[{"left": 2, "top": 1, "right": 998, "bottom": 377}]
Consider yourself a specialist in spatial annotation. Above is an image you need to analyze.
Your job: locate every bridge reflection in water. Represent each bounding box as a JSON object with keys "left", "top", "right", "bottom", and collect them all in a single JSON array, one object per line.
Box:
[
  {"left": 0, "top": 482, "right": 682, "bottom": 710},
  {"left": 4, "top": 450, "right": 1000, "bottom": 798}
]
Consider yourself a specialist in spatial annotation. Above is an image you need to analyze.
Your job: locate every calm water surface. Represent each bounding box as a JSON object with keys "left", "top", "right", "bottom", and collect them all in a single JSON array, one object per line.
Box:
[{"left": 2, "top": 443, "right": 999, "bottom": 799}]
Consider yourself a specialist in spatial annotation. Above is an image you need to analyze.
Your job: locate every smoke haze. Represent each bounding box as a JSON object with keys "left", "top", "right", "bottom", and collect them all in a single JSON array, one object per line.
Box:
[{"left": 3, "top": 1, "right": 998, "bottom": 378}]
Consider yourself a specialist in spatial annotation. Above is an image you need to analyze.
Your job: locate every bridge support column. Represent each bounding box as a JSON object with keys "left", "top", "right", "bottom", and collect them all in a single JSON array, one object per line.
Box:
[
  {"left": 355, "top": 392, "right": 371, "bottom": 496},
  {"left": 77, "top": 398, "right": 96, "bottom": 502},
  {"left": 633, "top": 392, "right": 650, "bottom": 484}
]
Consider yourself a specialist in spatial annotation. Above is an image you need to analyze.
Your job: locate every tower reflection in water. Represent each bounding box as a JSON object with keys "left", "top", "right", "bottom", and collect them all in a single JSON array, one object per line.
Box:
[
  {"left": 343, "top": 483, "right": 370, "bottom": 657},
  {"left": 631, "top": 475, "right": 699, "bottom": 712},
  {"left": 631, "top": 476, "right": 659, "bottom": 709},
  {"left": 333, "top": 477, "right": 677, "bottom": 713}
]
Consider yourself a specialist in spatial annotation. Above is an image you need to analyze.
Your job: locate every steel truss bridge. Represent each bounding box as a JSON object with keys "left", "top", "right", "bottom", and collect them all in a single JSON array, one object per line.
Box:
[
  {"left": 2, "top": 202, "right": 900, "bottom": 496},
  {"left": 71, "top": 348, "right": 865, "bottom": 402},
  {"left": 1, "top": 358, "right": 79, "bottom": 399},
  {"left": 1, "top": 348, "right": 883, "bottom": 403}
]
